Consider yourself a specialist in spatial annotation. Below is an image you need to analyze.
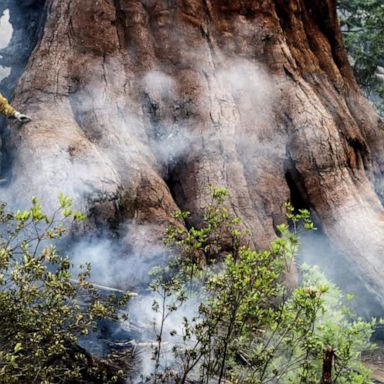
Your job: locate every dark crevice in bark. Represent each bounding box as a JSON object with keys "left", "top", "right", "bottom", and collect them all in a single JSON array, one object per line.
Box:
[
  {"left": 284, "top": 155, "right": 312, "bottom": 212},
  {"left": 112, "top": 0, "right": 127, "bottom": 50},
  {"left": 141, "top": 91, "right": 175, "bottom": 181},
  {"left": 88, "top": 196, "right": 123, "bottom": 233},
  {"left": 139, "top": 90, "right": 189, "bottom": 229},
  {"left": 283, "top": 159, "right": 324, "bottom": 238},
  {"left": 161, "top": 157, "right": 186, "bottom": 216},
  {"left": 164, "top": 158, "right": 197, "bottom": 231},
  {"left": 285, "top": 169, "right": 308, "bottom": 211},
  {"left": 347, "top": 136, "right": 369, "bottom": 171}
]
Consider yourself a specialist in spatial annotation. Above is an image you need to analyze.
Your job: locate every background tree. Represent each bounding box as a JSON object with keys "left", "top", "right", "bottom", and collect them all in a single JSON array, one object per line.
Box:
[{"left": 338, "top": 0, "right": 384, "bottom": 114}]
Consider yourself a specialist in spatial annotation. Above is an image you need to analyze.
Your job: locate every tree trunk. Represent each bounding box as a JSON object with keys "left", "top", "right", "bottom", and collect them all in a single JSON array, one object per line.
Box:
[
  {"left": 321, "top": 346, "right": 335, "bottom": 384},
  {"left": 2, "top": 1, "right": 384, "bottom": 305}
]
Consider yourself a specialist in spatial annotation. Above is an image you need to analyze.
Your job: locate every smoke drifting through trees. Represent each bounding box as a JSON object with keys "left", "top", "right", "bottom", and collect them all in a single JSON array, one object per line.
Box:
[{"left": 69, "top": 223, "right": 169, "bottom": 290}]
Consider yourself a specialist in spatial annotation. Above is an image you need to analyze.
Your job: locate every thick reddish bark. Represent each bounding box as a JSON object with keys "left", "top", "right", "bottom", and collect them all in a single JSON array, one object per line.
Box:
[{"left": 3, "top": 0, "right": 384, "bottom": 304}]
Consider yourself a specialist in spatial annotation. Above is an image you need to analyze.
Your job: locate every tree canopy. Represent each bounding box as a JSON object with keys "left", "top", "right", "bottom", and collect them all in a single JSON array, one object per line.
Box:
[{"left": 338, "top": 0, "right": 384, "bottom": 114}]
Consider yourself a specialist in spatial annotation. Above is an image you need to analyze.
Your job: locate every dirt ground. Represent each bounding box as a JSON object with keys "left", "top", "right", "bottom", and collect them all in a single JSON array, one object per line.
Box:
[{"left": 363, "top": 343, "right": 384, "bottom": 383}]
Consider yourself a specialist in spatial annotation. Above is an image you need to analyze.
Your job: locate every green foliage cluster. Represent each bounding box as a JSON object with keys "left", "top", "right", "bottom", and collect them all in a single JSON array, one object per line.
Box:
[
  {"left": 338, "top": 0, "right": 384, "bottom": 114},
  {"left": 147, "top": 188, "right": 376, "bottom": 384},
  {"left": 0, "top": 195, "right": 129, "bottom": 384}
]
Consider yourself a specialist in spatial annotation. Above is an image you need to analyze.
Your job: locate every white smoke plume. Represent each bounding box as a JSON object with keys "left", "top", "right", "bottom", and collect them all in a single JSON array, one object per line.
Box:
[
  {"left": 0, "top": 65, "right": 10, "bottom": 82},
  {"left": 0, "top": 9, "right": 12, "bottom": 82},
  {"left": 299, "top": 229, "right": 383, "bottom": 319},
  {"left": 126, "top": 294, "right": 201, "bottom": 381},
  {"left": 69, "top": 222, "right": 168, "bottom": 290},
  {"left": 69, "top": 219, "right": 203, "bottom": 381},
  {"left": 142, "top": 70, "right": 176, "bottom": 100},
  {"left": 0, "top": 9, "right": 12, "bottom": 50},
  {"left": 139, "top": 57, "right": 282, "bottom": 175}
]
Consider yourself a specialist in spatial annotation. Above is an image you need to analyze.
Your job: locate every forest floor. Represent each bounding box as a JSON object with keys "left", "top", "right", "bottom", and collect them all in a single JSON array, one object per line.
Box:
[{"left": 363, "top": 342, "right": 384, "bottom": 383}]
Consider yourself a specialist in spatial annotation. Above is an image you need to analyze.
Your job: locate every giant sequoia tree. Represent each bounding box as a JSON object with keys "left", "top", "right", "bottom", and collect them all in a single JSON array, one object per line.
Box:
[{"left": 2, "top": 1, "right": 384, "bottom": 307}]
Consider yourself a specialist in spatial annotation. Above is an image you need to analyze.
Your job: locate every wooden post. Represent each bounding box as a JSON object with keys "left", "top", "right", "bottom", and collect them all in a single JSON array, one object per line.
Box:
[{"left": 321, "top": 346, "right": 335, "bottom": 384}]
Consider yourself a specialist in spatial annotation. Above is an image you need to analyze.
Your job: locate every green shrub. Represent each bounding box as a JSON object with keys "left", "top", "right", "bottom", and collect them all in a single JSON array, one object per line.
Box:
[
  {"left": 0, "top": 195, "right": 129, "bottom": 384},
  {"left": 147, "top": 188, "right": 376, "bottom": 384}
]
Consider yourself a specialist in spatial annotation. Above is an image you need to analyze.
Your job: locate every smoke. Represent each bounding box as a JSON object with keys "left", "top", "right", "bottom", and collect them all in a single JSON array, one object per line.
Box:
[
  {"left": 68, "top": 218, "right": 203, "bottom": 381},
  {"left": 138, "top": 58, "right": 282, "bottom": 179},
  {"left": 140, "top": 70, "right": 195, "bottom": 171},
  {"left": 216, "top": 58, "right": 284, "bottom": 165},
  {"left": 0, "top": 65, "right": 10, "bottom": 82},
  {"left": 299, "top": 229, "right": 383, "bottom": 319},
  {"left": 0, "top": 9, "right": 12, "bottom": 50},
  {"left": 217, "top": 58, "right": 275, "bottom": 119},
  {"left": 126, "top": 294, "right": 201, "bottom": 381},
  {"left": 0, "top": 9, "right": 12, "bottom": 82},
  {"left": 69, "top": 222, "right": 169, "bottom": 290},
  {"left": 142, "top": 70, "right": 176, "bottom": 100}
]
